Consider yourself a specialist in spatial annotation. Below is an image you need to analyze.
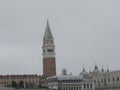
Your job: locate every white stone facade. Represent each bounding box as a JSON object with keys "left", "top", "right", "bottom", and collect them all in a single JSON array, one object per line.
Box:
[
  {"left": 92, "top": 70, "right": 120, "bottom": 90},
  {"left": 47, "top": 74, "right": 95, "bottom": 90}
]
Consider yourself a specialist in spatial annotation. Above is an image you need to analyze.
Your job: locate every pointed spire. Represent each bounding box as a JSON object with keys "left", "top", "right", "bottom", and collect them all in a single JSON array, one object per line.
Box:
[
  {"left": 107, "top": 66, "right": 109, "bottom": 72},
  {"left": 44, "top": 19, "right": 53, "bottom": 39},
  {"left": 95, "top": 61, "right": 97, "bottom": 66},
  {"left": 101, "top": 65, "right": 104, "bottom": 72},
  {"left": 94, "top": 61, "right": 98, "bottom": 70},
  {"left": 83, "top": 64, "right": 85, "bottom": 72},
  {"left": 89, "top": 67, "right": 92, "bottom": 74}
]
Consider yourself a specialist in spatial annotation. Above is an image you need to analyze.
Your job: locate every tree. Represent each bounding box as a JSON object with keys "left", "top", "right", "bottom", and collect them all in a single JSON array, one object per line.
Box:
[
  {"left": 11, "top": 81, "right": 17, "bottom": 88},
  {"left": 18, "top": 80, "right": 24, "bottom": 88}
]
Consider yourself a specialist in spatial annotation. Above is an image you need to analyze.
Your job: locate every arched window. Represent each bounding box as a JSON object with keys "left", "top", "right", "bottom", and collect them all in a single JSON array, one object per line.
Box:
[
  {"left": 90, "top": 84, "right": 92, "bottom": 88},
  {"left": 87, "top": 84, "right": 89, "bottom": 88},
  {"left": 108, "top": 78, "right": 110, "bottom": 82},
  {"left": 84, "top": 84, "right": 86, "bottom": 88},
  {"left": 113, "top": 77, "right": 115, "bottom": 82},
  {"left": 117, "top": 76, "right": 119, "bottom": 82}
]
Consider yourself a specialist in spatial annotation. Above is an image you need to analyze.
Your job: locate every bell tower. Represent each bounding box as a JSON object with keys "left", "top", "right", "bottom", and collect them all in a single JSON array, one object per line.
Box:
[{"left": 42, "top": 20, "right": 56, "bottom": 77}]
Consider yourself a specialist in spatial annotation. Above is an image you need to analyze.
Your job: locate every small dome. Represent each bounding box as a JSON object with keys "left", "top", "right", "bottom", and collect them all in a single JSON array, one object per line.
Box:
[
  {"left": 79, "top": 68, "right": 89, "bottom": 78},
  {"left": 80, "top": 70, "right": 88, "bottom": 76},
  {"left": 92, "top": 64, "right": 101, "bottom": 75}
]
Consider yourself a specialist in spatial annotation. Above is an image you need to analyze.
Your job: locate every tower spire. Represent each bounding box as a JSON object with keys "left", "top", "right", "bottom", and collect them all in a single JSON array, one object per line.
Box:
[
  {"left": 44, "top": 19, "right": 53, "bottom": 39},
  {"left": 101, "top": 65, "right": 104, "bottom": 72},
  {"left": 83, "top": 64, "right": 85, "bottom": 72},
  {"left": 94, "top": 61, "right": 98, "bottom": 70},
  {"left": 42, "top": 20, "right": 56, "bottom": 77},
  {"left": 107, "top": 66, "right": 109, "bottom": 72}
]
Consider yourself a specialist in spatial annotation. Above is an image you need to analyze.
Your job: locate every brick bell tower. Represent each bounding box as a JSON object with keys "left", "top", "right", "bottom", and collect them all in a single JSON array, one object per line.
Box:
[{"left": 42, "top": 20, "right": 56, "bottom": 77}]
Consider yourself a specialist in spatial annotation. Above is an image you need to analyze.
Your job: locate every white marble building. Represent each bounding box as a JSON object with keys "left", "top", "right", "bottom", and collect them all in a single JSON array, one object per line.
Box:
[
  {"left": 47, "top": 65, "right": 120, "bottom": 90},
  {"left": 92, "top": 65, "right": 120, "bottom": 90},
  {"left": 47, "top": 69, "right": 95, "bottom": 90}
]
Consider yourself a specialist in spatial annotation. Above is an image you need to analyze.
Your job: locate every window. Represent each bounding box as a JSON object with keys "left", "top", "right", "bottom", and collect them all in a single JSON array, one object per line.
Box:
[
  {"left": 101, "top": 78, "right": 103, "bottom": 82},
  {"left": 104, "top": 79, "right": 107, "bottom": 85},
  {"left": 87, "top": 84, "right": 89, "bottom": 88},
  {"left": 84, "top": 84, "right": 86, "bottom": 88},
  {"left": 108, "top": 78, "right": 110, "bottom": 82},
  {"left": 43, "top": 49, "right": 45, "bottom": 53},
  {"left": 77, "top": 87, "right": 79, "bottom": 90},
  {"left": 94, "top": 80, "right": 96, "bottom": 84},
  {"left": 74, "top": 87, "right": 76, "bottom": 90},
  {"left": 113, "top": 77, "right": 115, "bottom": 82},
  {"left": 90, "top": 84, "right": 92, "bottom": 88},
  {"left": 66, "top": 87, "right": 68, "bottom": 90},
  {"left": 117, "top": 76, "right": 119, "bottom": 82}
]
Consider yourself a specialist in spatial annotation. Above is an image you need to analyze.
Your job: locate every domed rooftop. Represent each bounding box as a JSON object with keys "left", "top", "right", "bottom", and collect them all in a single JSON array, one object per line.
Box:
[
  {"left": 92, "top": 69, "right": 100, "bottom": 74},
  {"left": 79, "top": 68, "right": 89, "bottom": 76},
  {"left": 92, "top": 64, "right": 100, "bottom": 75},
  {"left": 79, "top": 67, "right": 90, "bottom": 79}
]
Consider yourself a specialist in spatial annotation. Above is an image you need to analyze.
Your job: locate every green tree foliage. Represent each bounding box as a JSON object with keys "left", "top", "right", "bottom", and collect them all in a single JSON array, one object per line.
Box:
[
  {"left": 11, "top": 81, "right": 17, "bottom": 88},
  {"left": 18, "top": 80, "right": 24, "bottom": 88}
]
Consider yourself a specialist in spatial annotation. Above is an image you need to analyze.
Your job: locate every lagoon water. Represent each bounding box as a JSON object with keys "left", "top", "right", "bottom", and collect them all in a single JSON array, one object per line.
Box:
[{"left": 0, "top": 87, "right": 49, "bottom": 90}]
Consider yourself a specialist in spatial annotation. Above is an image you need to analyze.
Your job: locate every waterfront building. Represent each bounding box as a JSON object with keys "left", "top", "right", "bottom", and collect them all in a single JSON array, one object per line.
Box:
[
  {"left": 47, "top": 69, "right": 95, "bottom": 90},
  {"left": 0, "top": 74, "right": 42, "bottom": 88},
  {"left": 92, "top": 65, "right": 120, "bottom": 90}
]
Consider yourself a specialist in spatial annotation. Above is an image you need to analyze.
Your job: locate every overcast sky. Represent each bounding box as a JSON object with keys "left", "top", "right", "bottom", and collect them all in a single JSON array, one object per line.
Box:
[{"left": 0, "top": 0, "right": 120, "bottom": 75}]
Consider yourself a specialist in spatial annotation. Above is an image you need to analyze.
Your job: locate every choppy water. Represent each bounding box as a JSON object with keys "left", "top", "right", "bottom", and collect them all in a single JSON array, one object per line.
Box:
[{"left": 0, "top": 87, "right": 49, "bottom": 90}]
